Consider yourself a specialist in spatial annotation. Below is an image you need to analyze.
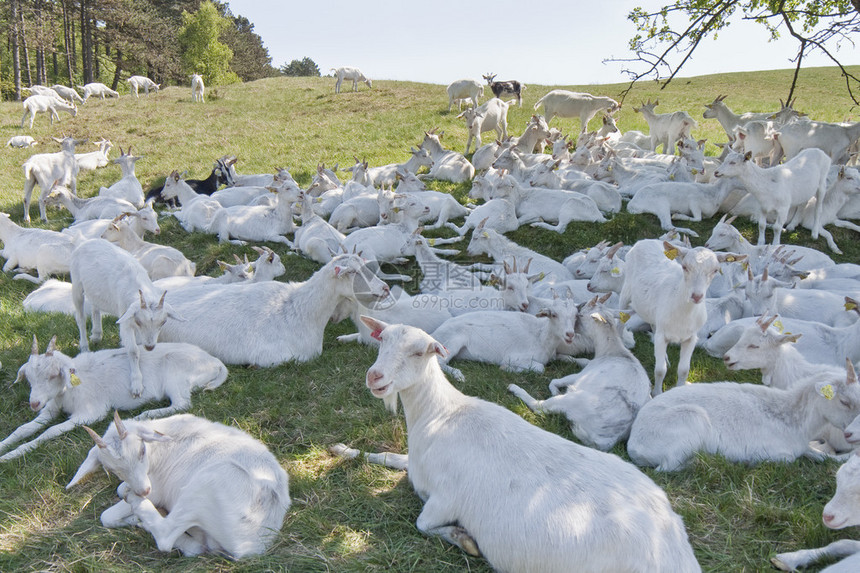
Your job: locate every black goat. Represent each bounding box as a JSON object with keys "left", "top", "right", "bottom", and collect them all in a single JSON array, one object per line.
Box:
[
  {"left": 482, "top": 73, "right": 526, "bottom": 108},
  {"left": 145, "top": 157, "right": 233, "bottom": 205}
]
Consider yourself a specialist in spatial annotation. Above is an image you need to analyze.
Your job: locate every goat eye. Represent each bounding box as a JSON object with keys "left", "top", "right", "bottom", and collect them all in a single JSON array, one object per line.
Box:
[
  {"left": 840, "top": 398, "right": 852, "bottom": 408},
  {"left": 747, "top": 344, "right": 759, "bottom": 350}
]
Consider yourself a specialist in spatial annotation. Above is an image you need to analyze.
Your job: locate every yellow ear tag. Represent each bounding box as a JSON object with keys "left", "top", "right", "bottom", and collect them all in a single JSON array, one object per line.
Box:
[
  {"left": 536, "top": 272, "right": 545, "bottom": 282},
  {"left": 619, "top": 311, "right": 631, "bottom": 324},
  {"left": 692, "top": 168, "right": 699, "bottom": 175},
  {"left": 428, "top": 238, "right": 436, "bottom": 246},
  {"left": 481, "top": 232, "right": 490, "bottom": 238},
  {"left": 669, "top": 174, "right": 675, "bottom": 181},
  {"left": 821, "top": 384, "right": 835, "bottom": 400},
  {"left": 725, "top": 255, "right": 735, "bottom": 262},
  {"left": 664, "top": 247, "right": 679, "bottom": 260},
  {"left": 70, "top": 370, "right": 82, "bottom": 387},
  {"left": 392, "top": 207, "right": 401, "bottom": 213},
  {"left": 846, "top": 301, "right": 858, "bottom": 311},
  {"left": 610, "top": 266, "right": 621, "bottom": 277},
  {"left": 742, "top": 261, "right": 749, "bottom": 272},
  {"left": 799, "top": 273, "right": 809, "bottom": 280},
  {"left": 772, "top": 320, "right": 784, "bottom": 334},
  {"left": 315, "top": 197, "right": 323, "bottom": 203}
]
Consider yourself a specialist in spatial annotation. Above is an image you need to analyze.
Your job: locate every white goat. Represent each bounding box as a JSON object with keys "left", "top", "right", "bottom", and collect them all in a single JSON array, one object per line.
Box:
[
  {"left": 293, "top": 190, "right": 346, "bottom": 263},
  {"left": 126, "top": 75, "right": 160, "bottom": 97},
  {"left": 399, "top": 232, "right": 478, "bottom": 292},
  {"left": 704, "top": 302, "right": 860, "bottom": 367},
  {"left": 345, "top": 316, "right": 701, "bottom": 572},
  {"left": 509, "top": 295, "right": 650, "bottom": 450},
  {"left": 190, "top": 74, "right": 205, "bottom": 102},
  {"left": 45, "top": 183, "right": 137, "bottom": 223},
  {"left": 467, "top": 225, "right": 574, "bottom": 282},
  {"left": 98, "top": 147, "right": 145, "bottom": 207},
  {"left": 628, "top": 360, "right": 860, "bottom": 471},
  {"left": 20, "top": 94, "right": 77, "bottom": 128},
  {"left": 25, "top": 84, "right": 63, "bottom": 99},
  {"left": 722, "top": 314, "right": 838, "bottom": 389},
  {"left": 446, "top": 79, "right": 483, "bottom": 111},
  {"left": 51, "top": 84, "right": 84, "bottom": 103},
  {"left": 208, "top": 176, "right": 301, "bottom": 245},
  {"left": 457, "top": 98, "right": 510, "bottom": 154},
  {"left": 445, "top": 199, "right": 518, "bottom": 236},
  {"left": 704, "top": 214, "right": 836, "bottom": 272},
  {"left": 159, "top": 170, "right": 223, "bottom": 232},
  {"left": 158, "top": 254, "right": 390, "bottom": 365},
  {"left": 67, "top": 413, "right": 290, "bottom": 558},
  {"left": 332, "top": 66, "right": 372, "bottom": 93},
  {"left": 0, "top": 212, "right": 76, "bottom": 283},
  {"left": 786, "top": 166, "right": 860, "bottom": 254},
  {"left": 744, "top": 268, "right": 857, "bottom": 326},
  {"left": 771, "top": 453, "right": 860, "bottom": 573},
  {"left": 773, "top": 118, "right": 860, "bottom": 164},
  {"left": 620, "top": 240, "right": 745, "bottom": 395},
  {"left": 0, "top": 336, "right": 226, "bottom": 461},
  {"left": 533, "top": 90, "right": 620, "bottom": 133},
  {"left": 418, "top": 129, "right": 475, "bottom": 183},
  {"left": 431, "top": 294, "right": 577, "bottom": 382},
  {"left": 62, "top": 204, "right": 159, "bottom": 242},
  {"left": 74, "top": 138, "right": 113, "bottom": 173},
  {"left": 21, "top": 135, "right": 84, "bottom": 223},
  {"left": 714, "top": 149, "right": 831, "bottom": 246},
  {"left": 626, "top": 177, "right": 738, "bottom": 236},
  {"left": 633, "top": 99, "right": 697, "bottom": 154},
  {"left": 70, "top": 239, "right": 185, "bottom": 397},
  {"left": 702, "top": 95, "right": 791, "bottom": 142},
  {"left": 366, "top": 147, "right": 434, "bottom": 187},
  {"left": 7, "top": 135, "right": 38, "bottom": 148},
  {"left": 101, "top": 216, "right": 196, "bottom": 280},
  {"left": 81, "top": 82, "right": 119, "bottom": 102}
]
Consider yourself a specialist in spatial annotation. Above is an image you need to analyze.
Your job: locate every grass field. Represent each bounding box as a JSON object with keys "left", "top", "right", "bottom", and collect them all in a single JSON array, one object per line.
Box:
[{"left": 0, "top": 66, "right": 859, "bottom": 572}]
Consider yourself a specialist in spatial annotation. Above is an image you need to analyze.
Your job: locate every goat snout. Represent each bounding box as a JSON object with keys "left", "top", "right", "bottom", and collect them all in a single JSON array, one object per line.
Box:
[
  {"left": 519, "top": 302, "right": 529, "bottom": 312},
  {"left": 137, "top": 486, "right": 151, "bottom": 497},
  {"left": 823, "top": 513, "right": 836, "bottom": 526},
  {"left": 586, "top": 283, "right": 596, "bottom": 292},
  {"left": 845, "top": 430, "right": 859, "bottom": 443},
  {"left": 29, "top": 400, "right": 41, "bottom": 411},
  {"left": 722, "top": 355, "right": 736, "bottom": 368},
  {"left": 366, "top": 369, "right": 390, "bottom": 396},
  {"left": 144, "top": 344, "right": 156, "bottom": 351},
  {"left": 691, "top": 293, "right": 704, "bottom": 304}
]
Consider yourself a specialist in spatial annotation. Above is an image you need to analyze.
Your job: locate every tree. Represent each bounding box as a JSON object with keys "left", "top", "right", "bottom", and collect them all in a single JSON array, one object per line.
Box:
[
  {"left": 220, "top": 13, "right": 278, "bottom": 81},
  {"left": 280, "top": 57, "right": 321, "bottom": 77},
  {"left": 178, "top": 1, "right": 239, "bottom": 85},
  {"left": 618, "top": 1, "right": 860, "bottom": 103}
]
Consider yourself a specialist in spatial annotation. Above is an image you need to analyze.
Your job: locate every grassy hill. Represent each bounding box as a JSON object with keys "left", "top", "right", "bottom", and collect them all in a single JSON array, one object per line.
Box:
[{"left": 0, "top": 66, "right": 859, "bottom": 571}]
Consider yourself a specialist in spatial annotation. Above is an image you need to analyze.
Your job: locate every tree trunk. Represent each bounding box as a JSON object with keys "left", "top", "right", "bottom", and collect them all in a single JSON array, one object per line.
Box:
[
  {"left": 11, "top": 0, "right": 22, "bottom": 99},
  {"left": 20, "top": 5, "right": 33, "bottom": 87},
  {"left": 111, "top": 50, "right": 123, "bottom": 91},
  {"left": 80, "top": 0, "right": 93, "bottom": 84},
  {"left": 92, "top": 15, "right": 99, "bottom": 79}
]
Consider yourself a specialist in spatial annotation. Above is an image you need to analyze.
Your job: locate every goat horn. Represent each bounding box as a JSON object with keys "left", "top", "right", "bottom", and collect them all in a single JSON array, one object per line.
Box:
[
  {"left": 762, "top": 266, "right": 769, "bottom": 282},
  {"left": 84, "top": 425, "right": 108, "bottom": 448},
  {"left": 46, "top": 335, "right": 58, "bottom": 356},
  {"left": 157, "top": 292, "right": 166, "bottom": 310},
  {"left": 139, "top": 290, "right": 146, "bottom": 309},
  {"left": 113, "top": 411, "right": 128, "bottom": 440},
  {"left": 847, "top": 358, "right": 857, "bottom": 385},
  {"left": 760, "top": 314, "right": 777, "bottom": 332},
  {"left": 31, "top": 334, "right": 39, "bottom": 355},
  {"left": 233, "top": 254, "right": 243, "bottom": 263},
  {"left": 523, "top": 258, "right": 532, "bottom": 274}
]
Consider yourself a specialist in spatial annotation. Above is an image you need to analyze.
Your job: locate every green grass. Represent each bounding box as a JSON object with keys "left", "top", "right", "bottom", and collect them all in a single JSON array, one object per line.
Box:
[{"left": 0, "top": 66, "right": 859, "bottom": 571}]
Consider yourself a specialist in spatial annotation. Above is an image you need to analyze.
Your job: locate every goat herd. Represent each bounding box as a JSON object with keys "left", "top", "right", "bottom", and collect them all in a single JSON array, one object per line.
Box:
[{"left": 3, "top": 72, "right": 860, "bottom": 571}]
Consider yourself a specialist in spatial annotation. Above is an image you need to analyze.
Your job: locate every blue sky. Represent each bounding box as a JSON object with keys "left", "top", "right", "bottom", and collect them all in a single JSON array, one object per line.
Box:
[{"left": 226, "top": 0, "right": 856, "bottom": 86}]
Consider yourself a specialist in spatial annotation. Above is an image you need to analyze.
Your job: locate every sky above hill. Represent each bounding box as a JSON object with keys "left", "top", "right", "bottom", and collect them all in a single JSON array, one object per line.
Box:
[{"left": 227, "top": 0, "right": 857, "bottom": 86}]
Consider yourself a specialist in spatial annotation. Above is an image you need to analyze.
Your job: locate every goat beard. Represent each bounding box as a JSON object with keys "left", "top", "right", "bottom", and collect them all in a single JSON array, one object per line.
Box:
[{"left": 383, "top": 392, "right": 399, "bottom": 415}]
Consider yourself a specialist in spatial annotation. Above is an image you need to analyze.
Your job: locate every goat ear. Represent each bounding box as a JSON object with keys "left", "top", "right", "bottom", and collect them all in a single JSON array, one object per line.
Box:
[
  {"left": 360, "top": 315, "right": 389, "bottom": 340},
  {"left": 778, "top": 332, "right": 802, "bottom": 344},
  {"left": 138, "top": 428, "right": 171, "bottom": 443},
  {"left": 429, "top": 341, "right": 448, "bottom": 358},
  {"left": 66, "top": 444, "right": 102, "bottom": 489},
  {"left": 164, "top": 304, "right": 187, "bottom": 323}
]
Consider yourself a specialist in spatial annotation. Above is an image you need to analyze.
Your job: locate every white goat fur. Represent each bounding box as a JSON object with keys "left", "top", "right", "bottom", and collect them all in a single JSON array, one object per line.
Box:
[
  {"left": 190, "top": 74, "right": 205, "bottom": 103},
  {"left": 127, "top": 75, "right": 160, "bottom": 97},
  {"left": 713, "top": 149, "right": 831, "bottom": 246},
  {"left": 101, "top": 216, "right": 196, "bottom": 280},
  {"left": 628, "top": 360, "right": 860, "bottom": 471},
  {"left": 0, "top": 212, "right": 76, "bottom": 283},
  {"left": 70, "top": 239, "right": 184, "bottom": 397},
  {"left": 533, "top": 90, "right": 620, "bottom": 133},
  {"left": 81, "top": 82, "right": 119, "bottom": 101},
  {"left": 352, "top": 317, "right": 700, "bottom": 572},
  {"left": 158, "top": 254, "right": 390, "bottom": 365},
  {"left": 633, "top": 100, "right": 697, "bottom": 154},
  {"left": 68, "top": 413, "right": 290, "bottom": 558},
  {"left": 1, "top": 336, "right": 226, "bottom": 461},
  {"left": 21, "top": 136, "right": 83, "bottom": 223},
  {"left": 620, "top": 239, "right": 744, "bottom": 395},
  {"left": 446, "top": 79, "right": 483, "bottom": 111},
  {"left": 457, "top": 97, "right": 510, "bottom": 154},
  {"left": 508, "top": 296, "right": 651, "bottom": 450},
  {"left": 332, "top": 67, "right": 372, "bottom": 93},
  {"left": 20, "top": 94, "right": 77, "bottom": 129}
]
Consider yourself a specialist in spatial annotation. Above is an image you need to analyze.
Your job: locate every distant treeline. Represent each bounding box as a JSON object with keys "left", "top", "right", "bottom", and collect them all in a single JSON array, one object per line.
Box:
[{"left": 1, "top": 0, "right": 280, "bottom": 100}]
